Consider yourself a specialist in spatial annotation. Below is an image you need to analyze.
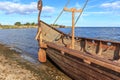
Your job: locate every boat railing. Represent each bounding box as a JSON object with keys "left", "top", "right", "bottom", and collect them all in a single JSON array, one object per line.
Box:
[{"left": 63, "top": 35, "right": 120, "bottom": 61}]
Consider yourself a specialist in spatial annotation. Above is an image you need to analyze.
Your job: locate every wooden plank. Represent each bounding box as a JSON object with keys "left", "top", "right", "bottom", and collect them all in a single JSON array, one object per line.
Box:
[
  {"left": 45, "top": 42, "right": 120, "bottom": 73},
  {"left": 47, "top": 52, "right": 96, "bottom": 80},
  {"left": 47, "top": 50, "right": 89, "bottom": 80}
]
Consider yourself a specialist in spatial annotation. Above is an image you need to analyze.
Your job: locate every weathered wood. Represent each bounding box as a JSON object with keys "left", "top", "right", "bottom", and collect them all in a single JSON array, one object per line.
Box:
[
  {"left": 71, "top": 10, "right": 75, "bottom": 49},
  {"left": 64, "top": 7, "right": 82, "bottom": 12},
  {"left": 38, "top": 20, "right": 120, "bottom": 79},
  {"left": 80, "top": 39, "right": 85, "bottom": 52},
  {"left": 84, "top": 39, "right": 116, "bottom": 50},
  {"left": 47, "top": 49, "right": 92, "bottom": 80},
  {"left": 38, "top": 48, "right": 46, "bottom": 62},
  {"left": 40, "top": 20, "right": 120, "bottom": 45},
  {"left": 64, "top": 7, "right": 82, "bottom": 49},
  {"left": 96, "top": 41, "right": 103, "bottom": 55},
  {"left": 40, "top": 42, "right": 47, "bottom": 48},
  {"left": 46, "top": 48, "right": 120, "bottom": 80},
  {"left": 36, "top": 0, "right": 120, "bottom": 78},
  {"left": 80, "top": 39, "right": 87, "bottom": 52},
  {"left": 47, "top": 53, "right": 85, "bottom": 80},
  {"left": 40, "top": 20, "right": 120, "bottom": 48},
  {"left": 41, "top": 22, "right": 61, "bottom": 42},
  {"left": 83, "top": 59, "right": 91, "bottom": 64},
  {"left": 46, "top": 42, "right": 120, "bottom": 73},
  {"left": 113, "top": 44, "right": 120, "bottom": 60},
  {"left": 35, "top": 0, "right": 42, "bottom": 40}
]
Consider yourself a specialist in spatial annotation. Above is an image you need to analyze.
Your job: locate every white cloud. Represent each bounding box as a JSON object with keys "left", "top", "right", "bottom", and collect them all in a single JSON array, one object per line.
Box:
[
  {"left": 0, "top": 1, "right": 55, "bottom": 14},
  {"left": 87, "top": 11, "right": 111, "bottom": 15},
  {"left": 101, "top": 1, "right": 120, "bottom": 9},
  {"left": 43, "top": 6, "right": 55, "bottom": 13},
  {"left": 83, "top": 11, "right": 120, "bottom": 16},
  {"left": 82, "top": 11, "right": 110, "bottom": 16}
]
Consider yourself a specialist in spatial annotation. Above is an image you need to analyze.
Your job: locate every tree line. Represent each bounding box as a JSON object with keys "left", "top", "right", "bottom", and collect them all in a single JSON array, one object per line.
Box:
[
  {"left": 0, "top": 22, "right": 37, "bottom": 26},
  {"left": 14, "top": 22, "right": 37, "bottom": 26},
  {"left": 0, "top": 22, "right": 37, "bottom": 29}
]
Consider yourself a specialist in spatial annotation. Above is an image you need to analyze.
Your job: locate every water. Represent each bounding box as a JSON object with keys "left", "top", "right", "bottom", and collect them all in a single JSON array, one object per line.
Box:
[
  {"left": 0, "top": 27, "right": 120, "bottom": 60},
  {"left": 0, "top": 28, "right": 72, "bottom": 79},
  {"left": 0, "top": 28, "right": 38, "bottom": 59},
  {"left": 58, "top": 27, "right": 120, "bottom": 42}
]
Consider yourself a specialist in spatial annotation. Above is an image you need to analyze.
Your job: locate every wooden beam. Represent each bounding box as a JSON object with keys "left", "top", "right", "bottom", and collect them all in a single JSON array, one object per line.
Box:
[
  {"left": 97, "top": 41, "right": 102, "bottom": 56},
  {"left": 63, "top": 7, "right": 82, "bottom": 49},
  {"left": 113, "top": 44, "right": 120, "bottom": 60},
  {"left": 64, "top": 7, "right": 82, "bottom": 12}
]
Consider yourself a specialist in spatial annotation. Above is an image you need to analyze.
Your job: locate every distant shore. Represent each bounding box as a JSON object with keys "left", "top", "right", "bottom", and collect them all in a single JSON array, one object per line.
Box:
[
  {"left": 0, "top": 24, "right": 67, "bottom": 29},
  {"left": 0, "top": 43, "right": 71, "bottom": 80},
  {"left": 0, "top": 25, "right": 37, "bottom": 29}
]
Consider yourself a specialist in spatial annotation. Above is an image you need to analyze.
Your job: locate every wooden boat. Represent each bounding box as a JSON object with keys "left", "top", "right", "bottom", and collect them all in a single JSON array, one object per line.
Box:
[{"left": 36, "top": 0, "right": 120, "bottom": 80}]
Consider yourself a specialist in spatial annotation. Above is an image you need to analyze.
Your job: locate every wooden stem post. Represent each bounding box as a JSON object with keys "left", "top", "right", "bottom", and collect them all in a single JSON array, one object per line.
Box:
[
  {"left": 38, "top": 48, "right": 46, "bottom": 62},
  {"left": 36, "top": 0, "right": 46, "bottom": 63},
  {"left": 64, "top": 7, "right": 82, "bottom": 49}
]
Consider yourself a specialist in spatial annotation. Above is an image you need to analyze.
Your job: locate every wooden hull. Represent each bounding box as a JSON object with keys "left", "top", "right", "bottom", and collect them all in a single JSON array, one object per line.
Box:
[
  {"left": 45, "top": 43, "right": 120, "bottom": 80},
  {"left": 37, "top": 20, "right": 120, "bottom": 80}
]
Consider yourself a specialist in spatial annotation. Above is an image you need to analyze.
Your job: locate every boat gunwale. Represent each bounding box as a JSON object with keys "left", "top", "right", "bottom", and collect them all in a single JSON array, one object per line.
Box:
[{"left": 40, "top": 20, "right": 120, "bottom": 45}]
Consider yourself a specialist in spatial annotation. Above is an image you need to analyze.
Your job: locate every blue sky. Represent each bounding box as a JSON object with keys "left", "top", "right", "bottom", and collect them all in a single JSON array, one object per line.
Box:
[{"left": 0, "top": 0, "right": 120, "bottom": 27}]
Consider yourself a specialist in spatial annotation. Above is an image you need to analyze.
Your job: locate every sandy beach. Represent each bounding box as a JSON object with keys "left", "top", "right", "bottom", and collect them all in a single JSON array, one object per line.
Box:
[{"left": 0, "top": 44, "right": 71, "bottom": 80}]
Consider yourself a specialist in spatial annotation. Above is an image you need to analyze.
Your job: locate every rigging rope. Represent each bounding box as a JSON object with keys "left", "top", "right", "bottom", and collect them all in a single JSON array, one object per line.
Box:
[
  {"left": 53, "top": 0, "right": 70, "bottom": 25},
  {"left": 74, "top": 0, "right": 89, "bottom": 25},
  {"left": 43, "top": 0, "right": 70, "bottom": 39}
]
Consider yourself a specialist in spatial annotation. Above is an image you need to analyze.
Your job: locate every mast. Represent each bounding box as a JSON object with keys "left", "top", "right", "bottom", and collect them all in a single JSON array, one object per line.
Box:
[
  {"left": 64, "top": 8, "right": 82, "bottom": 49},
  {"left": 62, "top": 0, "right": 88, "bottom": 49}
]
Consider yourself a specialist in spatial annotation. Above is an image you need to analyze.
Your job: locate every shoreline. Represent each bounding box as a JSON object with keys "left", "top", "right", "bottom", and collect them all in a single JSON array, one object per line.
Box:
[
  {"left": 0, "top": 43, "right": 71, "bottom": 80},
  {"left": 0, "top": 26, "right": 37, "bottom": 29}
]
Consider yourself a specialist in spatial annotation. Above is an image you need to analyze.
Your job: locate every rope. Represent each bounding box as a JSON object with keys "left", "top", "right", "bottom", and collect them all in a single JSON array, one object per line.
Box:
[
  {"left": 45, "top": 0, "right": 70, "bottom": 42},
  {"left": 75, "top": 0, "right": 89, "bottom": 25},
  {"left": 53, "top": 0, "right": 70, "bottom": 25}
]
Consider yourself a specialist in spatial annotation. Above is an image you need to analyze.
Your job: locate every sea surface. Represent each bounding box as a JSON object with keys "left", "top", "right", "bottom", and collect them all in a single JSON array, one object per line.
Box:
[
  {"left": 0, "top": 27, "right": 120, "bottom": 60},
  {"left": 0, "top": 28, "right": 38, "bottom": 60},
  {"left": 58, "top": 27, "right": 120, "bottom": 42}
]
